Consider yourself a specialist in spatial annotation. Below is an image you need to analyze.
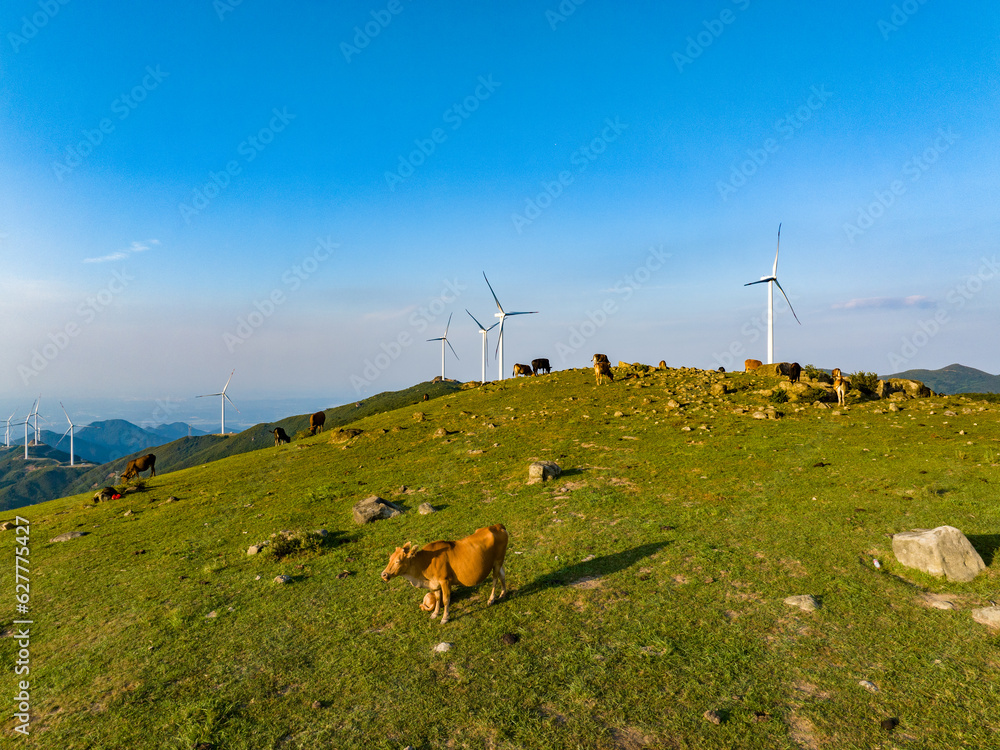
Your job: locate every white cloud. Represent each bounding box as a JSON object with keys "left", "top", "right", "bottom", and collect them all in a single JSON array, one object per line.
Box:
[
  {"left": 832, "top": 295, "right": 933, "bottom": 310},
  {"left": 83, "top": 238, "right": 159, "bottom": 263}
]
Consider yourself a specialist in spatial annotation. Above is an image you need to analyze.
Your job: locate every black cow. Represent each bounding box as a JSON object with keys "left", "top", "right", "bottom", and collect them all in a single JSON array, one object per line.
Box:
[
  {"left": 531, "top": 358, "right": 551, "bottom": 375},
  {"left": 310, "top": 411, "right": 326, "bottom": 435},
  {"left": 273, "top": 427, "right": 291, "bottom": 446}
]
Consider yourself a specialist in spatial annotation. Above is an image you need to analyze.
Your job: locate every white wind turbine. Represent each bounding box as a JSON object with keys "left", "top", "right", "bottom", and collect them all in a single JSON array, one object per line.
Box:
[
  {"left": 483, "top": 272, "right": 538, "bottom": 381},
  {"left": 21, "top": 401, "right": 36, "bottom": 459},
  {"left": 55, "top": 402, "right": 76, "bottom": 466},
  {"left": 466, "top": 309, "right": 499, "bottom": 384},
  {"left": 4, "top": 410, "right": 15, "bottom": 448},
  {"left": 31, "top": 397, "right": 43, "bottom": 446},
  {"left": 197, "top": 369, "right": 240, "bottom": 435},
  {"left": 744, "top": 223, "right": 800, "bottom": 364},
  {"left": 426, "top": 313, "right": 459, "bottom": 380}
]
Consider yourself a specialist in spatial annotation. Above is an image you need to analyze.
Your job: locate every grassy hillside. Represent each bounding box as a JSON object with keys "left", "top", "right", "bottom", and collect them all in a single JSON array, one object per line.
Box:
[
  {"left": 888, "top": 363, "right": 1000, "bottom": 395},
  {"left": 2, "top": 367, "right": 999, "bottom": 748}
]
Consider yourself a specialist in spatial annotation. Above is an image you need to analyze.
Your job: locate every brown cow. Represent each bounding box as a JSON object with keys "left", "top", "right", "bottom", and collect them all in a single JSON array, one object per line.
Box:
[
  {"left": 121, "top": 453, "right": 156, "bottom": 480},
  {"left": 512, "top": 363, "right": 533, "bottom": 377},
  {"left": 592, "top": 353, "right": 609, "bottom": 365},
  {"left": 381, "top": 524, "right": 508, "bottom": 624},
  {"left": 789, "top": 362, "right": 802, "bottom": 383},
  {"left": 309, "top": 411, "right": 326, "bottom": 435},
  {"left": 745, "top": 359, "right": 763, "bottom": 372},
  {"left": 531, "top": 358, "right": 551, "bottom": 375},
  {"left": 594, "top": 360, "right": 614, "bottom": 385},
  {"left": 272, "top": 427, "right": 290, "bottom": 446},
  {"left": 658, "top": 360, "right": 667, "bottom": 370},
  {"left": 834, "top": 374, "right": 850, "bottom": 406}
]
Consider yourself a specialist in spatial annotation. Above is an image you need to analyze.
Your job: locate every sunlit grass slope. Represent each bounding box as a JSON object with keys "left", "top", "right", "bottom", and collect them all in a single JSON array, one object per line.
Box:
[{"left": 2, "top": 366, "right": 999, "bottom": 749}]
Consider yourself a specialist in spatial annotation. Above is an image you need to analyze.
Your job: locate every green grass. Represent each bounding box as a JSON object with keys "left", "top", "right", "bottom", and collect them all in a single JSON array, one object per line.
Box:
[{"left": 2, "top": 367, "right": 999, "bottom": 749}]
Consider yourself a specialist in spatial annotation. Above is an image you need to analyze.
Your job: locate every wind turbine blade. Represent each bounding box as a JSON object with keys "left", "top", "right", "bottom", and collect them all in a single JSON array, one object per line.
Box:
[
  {"left": 466, "top": 309, "right": 487, "bottom": 331},
  {"left": 772, "top": 223, "right": 782, "bottom": 276},
  {"left": 507, "top": 310, "right": 539, "bottom": 316},
  {"left": 224, "top": 393, "right": 241, "bottom": 413},
  {"left": 222, "top": 369, "right": 235, "bottom": 393},
  {"left": 487, "top": 321, "right": 499, "bottom": 332},
  {"left": 495, "top": 319, "right": 505, "bottom": 358},
  {"left": 55, "top": 426, "right": 72, "bottom": 449},
  {"left": 483, "top": 272, "right": 504, "bottom": 312},
  {"left": 446, "top": 339, "right": 459, "bottom": 360},
  {"left": 427, "top": 337, "right": 444, "bottom": 342},
  {"left": 744, "top": 278, "right": 772, "bottom": 287},
  {"left": 773, "top": 278, "right": 801, "bottom": 324},
  {"left": 444, "top": 312, "right": 453, "bottom": 337},
  {"left": 196, "top": 393, "right": 222, "bottom": 398}
]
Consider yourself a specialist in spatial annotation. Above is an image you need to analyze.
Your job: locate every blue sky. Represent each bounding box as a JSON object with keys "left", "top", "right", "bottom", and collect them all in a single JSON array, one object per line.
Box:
[{"left": 1, "top": 0, "right": 998, "bottom": 429}]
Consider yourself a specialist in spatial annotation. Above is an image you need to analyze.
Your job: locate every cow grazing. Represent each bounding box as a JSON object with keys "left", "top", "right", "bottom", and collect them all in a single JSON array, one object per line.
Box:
[
  {"left": 789, "top": 362, "right": 802, "bottom": 383},
  {"left": 309, "top": 410, "right": 326, "bottom": 435},
  {"left": 594, "top": 360, "right": 614, "bottom": 385},
  {"left": 272, "top": 427, "right": 290, "bottom": 446},
  {"left": 381, "top": 523, "right": 508, "bottom": 624},
  {"left": 512, "top": 363, "right": 533, "bottom": 377},
  {"left": 531, "top": 358, "right": 551, "bottom": 375},
  {"left": 422, "top": 393, "right": 429, "bottom": 401},
  {"left": 745, "top": 359, "right": 763, "bottom": 372},
  {"left": 121, "top": 453, "right": 156, "bottom": 481}
]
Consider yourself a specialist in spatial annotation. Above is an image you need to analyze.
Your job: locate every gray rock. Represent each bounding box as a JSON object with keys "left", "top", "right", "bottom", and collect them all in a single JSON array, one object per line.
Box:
[
  {"left": 433, "top": 642, "right": 453, "bottom": 653},
  {"left": 418, "top": 502, "right": 436, "bottom": 515},
  {"left": 528, "top": 461, "right": 562, "bottom": 484},
  {"left": 247, "top": 544, "right": 266, "bottom": 555},
  {"left": 50, "top": 531, "right": 86, "bottom": 543},
  {"left": 274, "top": 575, "right": 292, "bottom": 584},
  {"left": 352, "top": 495, "right": 404, "bottom": 525},
  {"left": 971, "top": 606, "right": 1000, "bottom": 629},
  {"left": 784, "top": 595, "right": 820, "bottom": 612},
  {"left": 892, "top": 526, "right": 986, "bottom": 582}
]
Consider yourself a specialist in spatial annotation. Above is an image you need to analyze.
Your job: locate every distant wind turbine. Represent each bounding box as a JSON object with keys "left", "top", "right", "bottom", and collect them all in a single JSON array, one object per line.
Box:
[
  {"left": 426, "top": 313, "right": 459, "bottom": 380},
  {"left": 744, "top": 223, "right": 800, "bottom": 364},
  {"left": 54, "top": 402, "right": 76, "bottom": 466},
  {"left": 466, "top": 309, "right": 499, "bottom": 384},
  {"left": 21, "top": 400, "right": 36, "bottom": 459},
  {"left": 4, "top": 410, "right": 15, "bottom": 448},
  {"left": 31, "top": 397, "right": 42, "bottom": 447},
  {"left": 483, "top": 273, "right": 538, "bottom": 380},
  {"left": 197, "top": 370, "right": 240, "bottom": 435}
]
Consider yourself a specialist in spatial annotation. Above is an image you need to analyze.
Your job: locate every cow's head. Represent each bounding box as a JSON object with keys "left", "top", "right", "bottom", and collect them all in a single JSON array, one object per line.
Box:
[{"left": 380, "top": 542, "right": 417, "bottom": 582}]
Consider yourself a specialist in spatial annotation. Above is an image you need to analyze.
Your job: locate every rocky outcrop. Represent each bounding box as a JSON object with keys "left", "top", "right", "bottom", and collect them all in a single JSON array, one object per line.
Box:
[
  {"left": 877, "top": 378, "right": 931, "bottom": 400},
  {"left": 892, "top": 526, "right": 986, "bottom": 582},
  {"left": 352, "top": 495, "right": 404, "bottom": 525},
  {"left": 528, "top": 461, "right": 562, "bottom": 484}
]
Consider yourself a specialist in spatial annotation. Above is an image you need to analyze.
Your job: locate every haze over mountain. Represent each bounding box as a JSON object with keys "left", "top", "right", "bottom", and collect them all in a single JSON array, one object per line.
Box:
[{"left": 886, "top": 363, "right": 1000, "bottom": 396}]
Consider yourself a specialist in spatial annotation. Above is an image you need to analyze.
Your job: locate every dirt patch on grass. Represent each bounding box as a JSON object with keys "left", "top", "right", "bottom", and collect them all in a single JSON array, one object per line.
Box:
[
  {"left": 609, "top": 725, "right": 656, "bottom": 749},
  {"left": 788, "top": 712, "right": 820, "bottom": 749},
  {"left": 571, "top": 576, "right": 604, "bottom": 589}
]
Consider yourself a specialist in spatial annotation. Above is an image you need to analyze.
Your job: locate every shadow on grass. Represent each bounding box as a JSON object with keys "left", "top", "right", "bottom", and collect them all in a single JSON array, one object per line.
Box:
[
  {"left": 516, "top": 542, "right": 668, "bottom": 598},
  {"left": 968, "top": 534, "right": 1000, "bottom": 566}
]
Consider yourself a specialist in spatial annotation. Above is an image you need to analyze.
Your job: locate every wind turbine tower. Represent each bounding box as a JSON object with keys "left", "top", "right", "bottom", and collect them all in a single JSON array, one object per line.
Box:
[
  {"left": 466, "top": 310, "right": 498, "bottom": 384},
  {"left": 4, "top": 410, "right": 15, "bottom": 448},
  {"left": 426, "top": 313, "right": 459, "bottom": 380},
  {"left": 744, "top": 223, "right": 801, "bottom": 364},
  {"left": 197, "top": 370, "right": 240, "bottom": 435},
  {"left": 483, "top": 273, "right": 538, "bottom": 380}
]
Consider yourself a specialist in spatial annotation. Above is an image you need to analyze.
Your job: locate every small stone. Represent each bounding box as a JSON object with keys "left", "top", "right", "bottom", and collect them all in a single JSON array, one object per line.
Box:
[
  {"left": 418, "top": 502, "right": 436, "bottom": 515},
  {"left": 528, "top": 461, "right": 562, "bottom": 484},
  {"left": 703, "top": 709, "right": 723, "bottom": 725},
  {"left": 433, "top": 642, "right": 453, "bottom": 653},
  {"left": 336, "top": 571, "right": 351, "bottom": 579},
  {"left": 247, "top": 545, "right": 262, "bottom": 555},
  {"left": 206, "top": 611, "right": 217, "bottom": 618},
  {"left": 784, "top": 595, "right": 820, "bottom": 612},
  {"left": 680, "top": 425, "right": 692, "bottom": 432},
  {"left": 971, "top": 606, "right": 1000, "bottom": 629},
  {"left": 123, "top": 510, "right": 133, "bottom": 516},
  {"left": 274, "top": 575, "right": 292, "bottom": 584},
  {"left": 613, "top": 411, "right": 624, "bottom": 417},
  {"left": 50, "top": 531, "right": 86, "bottom": 543},
  {"left": 312, "top": 700, "right": 322, "bottom": 709},
  {"left": 859, "top": 680, "right": 878, "bottom": 693},
  {"left": 500, "top": 633, "right": 519, "bottom": 646}
]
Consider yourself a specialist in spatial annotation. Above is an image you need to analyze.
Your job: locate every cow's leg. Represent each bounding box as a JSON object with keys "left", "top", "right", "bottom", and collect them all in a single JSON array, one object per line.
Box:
[
  {"left": 488, "top": 563, "right": 507, "bottom": 604},
  {"left": 438, "top": 580, "right": 452, "bottom": 624},
  {"left": 149, "top": 466, "right": 155, "bottom": 478}
]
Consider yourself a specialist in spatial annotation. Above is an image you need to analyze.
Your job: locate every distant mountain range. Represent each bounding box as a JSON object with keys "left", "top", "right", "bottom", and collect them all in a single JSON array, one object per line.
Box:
[
  {"left": 885, "top": 363, "right": 1000, "bottom": 395},
  {"left": 0, "top": 380, "right": 462, "bottom": 512}
]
